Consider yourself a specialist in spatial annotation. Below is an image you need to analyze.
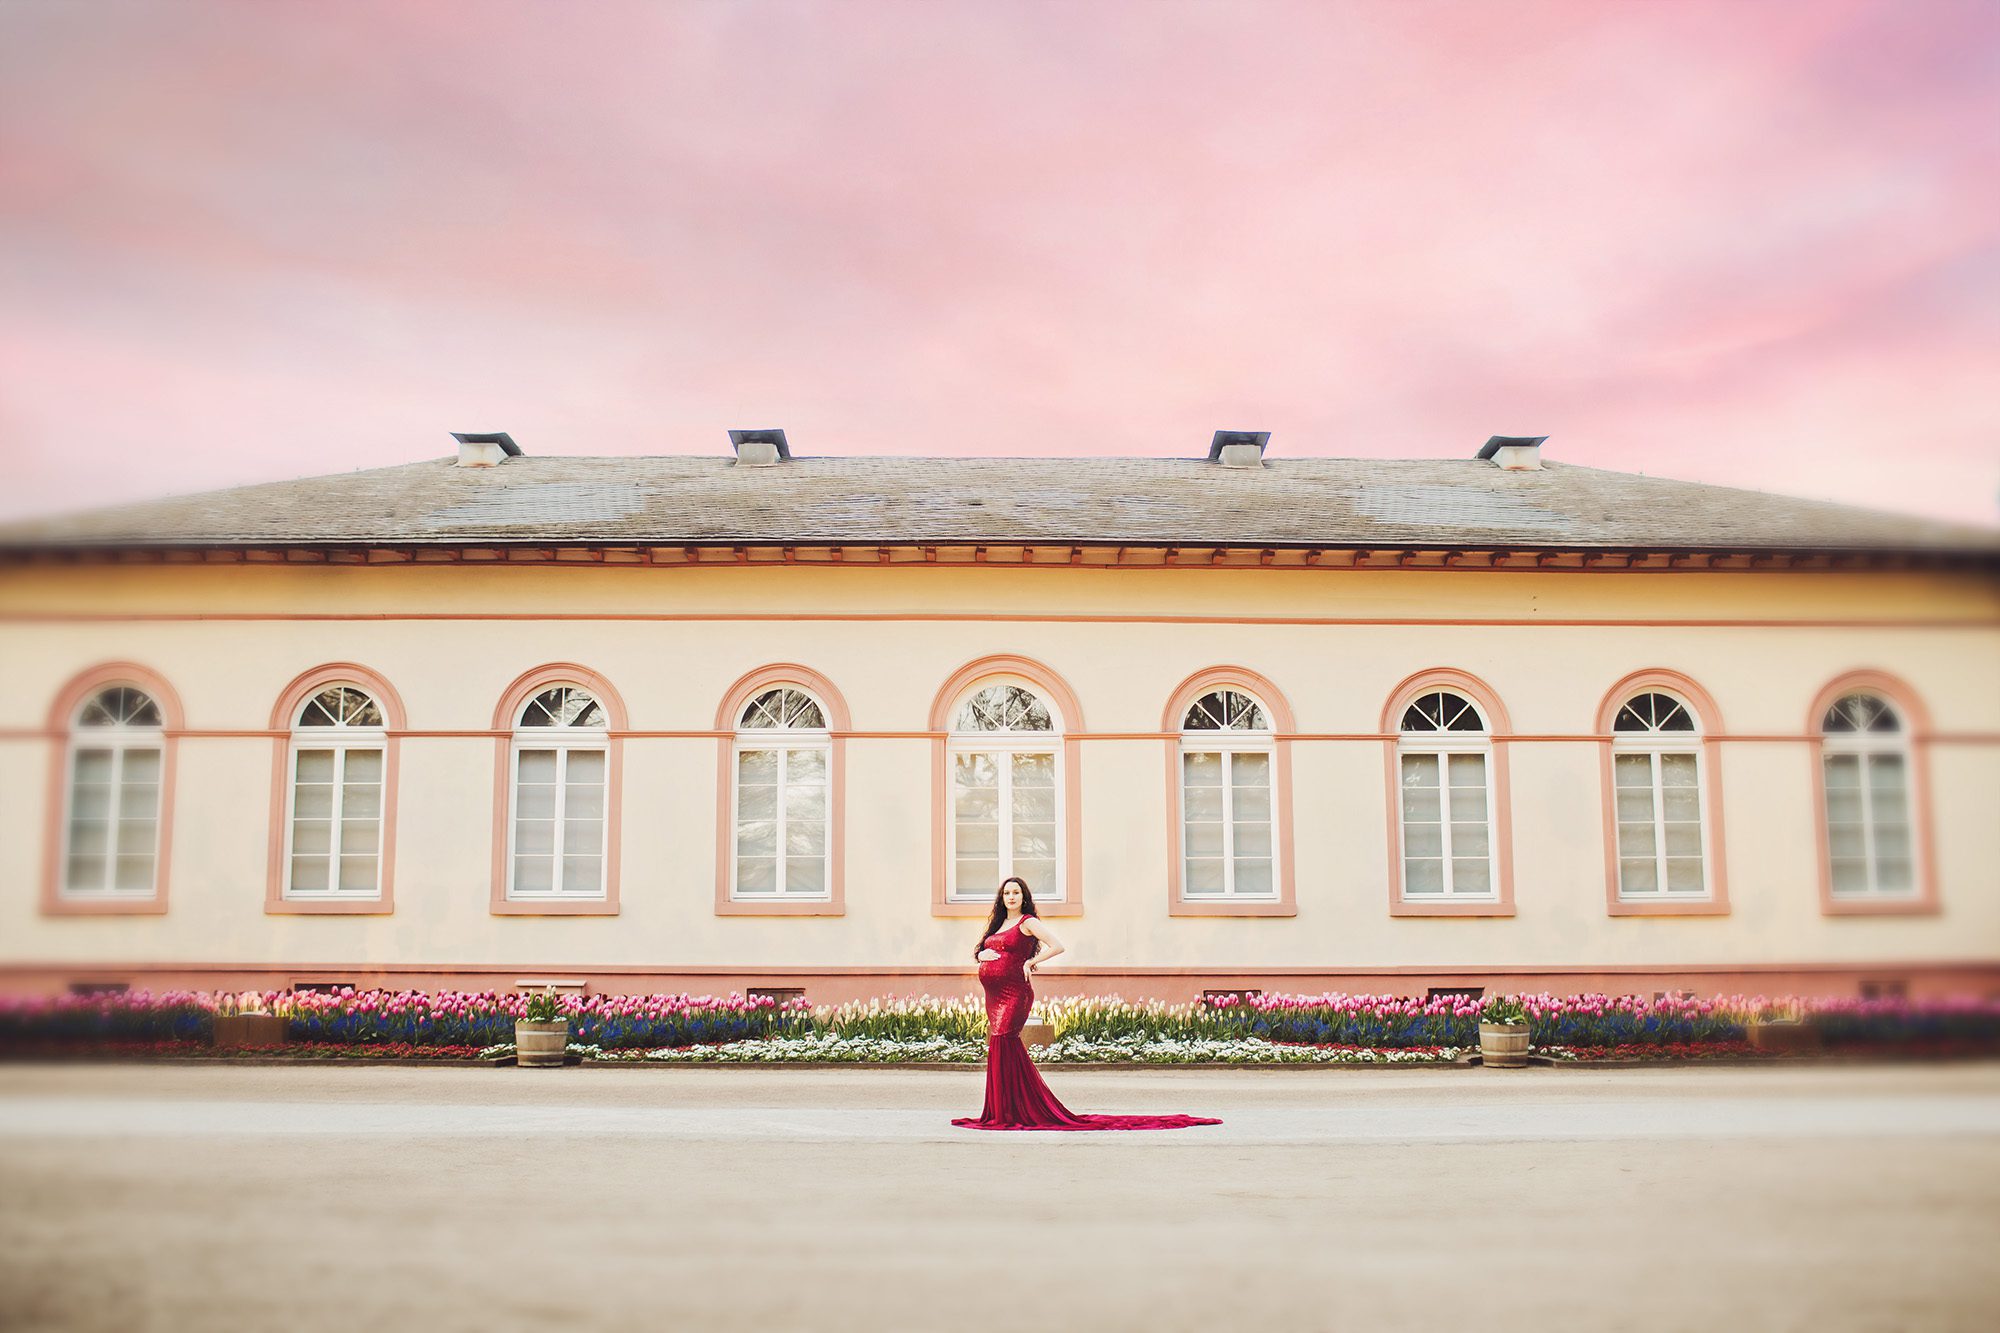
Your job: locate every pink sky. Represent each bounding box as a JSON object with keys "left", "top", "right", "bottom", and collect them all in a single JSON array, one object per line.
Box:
[{"left": 1, "top": 0, "right": 1995, "bottom": 524}]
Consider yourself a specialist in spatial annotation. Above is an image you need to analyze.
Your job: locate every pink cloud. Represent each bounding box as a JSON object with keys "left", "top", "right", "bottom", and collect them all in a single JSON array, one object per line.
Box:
[{"left": 0, "top": 0, "right": 1994, "bottom": 525}]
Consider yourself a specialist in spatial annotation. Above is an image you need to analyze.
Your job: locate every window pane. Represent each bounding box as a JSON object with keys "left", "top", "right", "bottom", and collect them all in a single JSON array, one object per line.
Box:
[
  {"left": 516, "top": 749, "right": 558, "bottom": 784},
  {"left": 74, "top": 749, "right": 114, "bottom": 784},
  {"left": 1013, "top": 823, "right": 1057, "bottom": 860},
  {"left": 1233, "top": 859, "right": 1273, "bottom": 896},
  {"left": 1874, "top": 858, "right": 1913, "bottom": 893},
  {"left": 294, "top": 782, "right": 334, "bottom": 820},
  {"left": 566, "top": 750, "right": 606, "bottom": 784},
  {"left": 561, "top": 855, "right": 603, "bottom": 894},
  {"left": 1013, "top": 786, "right": 1055, "bottom": 822},
  {"left": 513, "top": 854, "right": 554, "bottom": 894},
  {"left": 121, "top": 749, "right": 161, "bottom": 784},
  {"left": 563, "top": 784, "right": 604, "bottom": 819},
  {"left": 295, "top": 749, "right": 336, "bottom": 784},
  {"left": 517, "top": 817, "right": 558, "bottom": 855},
  {"left": 1184, "top": 785, "right": 1223, "bottom": 821},
  {"left": 563, "top": 818, "right": 603, "bottom": 856},
  {"left": 786, "top": 821, "right": 826, "bottom": 856},
  {"left": 289, "top": 855, "right": 329, "bottom": 892},
  {"left": 1402, "top": 823, "right": 1443, "bottom": 858},
  {"left": 954, "top": 784, "right": 998, "bottom": 822},
  {"left": 736, "top": 820, "right": 776, "bottom": 857},
  {"left": 1868, "top": 754, "right": 1905, "bottom": 792},
  {"left": 1403, "top": 858, "right": 1443, "bottom": 895},
  {"left": 1823, "top": 754, "right": 1861, "bottom": 789},
  {"left": 1619, "top": 857, "right": 1658, "bottom": 893},
  {"left": 955, "top": 822, "right": 998, "bottom": 856},
  {"left": 1446, "top": 752, "right": 1484, "bottom": 785},
  {"left": 342, "top": 781, "right": 382, "bottom": 820},
  {"left": 1231, "top": 783, "right": 1271, "bottom": 822},
  {"left": 339, "top": 817, "right": 379, "bottom": 857},
  {"left": 338, "top": 855, "right": 378, "bottom": 892},
  {"left": 1449, "top": 857, "right": 1490, "bottom": 894},
  {"left": 1830, "top": 858, "right": 1869, "bottom": 895},
  {"left": 115, "top": 818, "right": 155, "bottom": 857},
  {"left": 1825, "top": 786, "right": 1862, "bottom": 825},
  {"left": 342, "top": 749, "right": 383, "bottom": 783},
  {"left": 1183, "top": 751, "right": 1223, "bottom": 786},
  {"left": 1011, "top": 858, "right": 1056, "bottom": 893},
  {"left": 1448, "top": 785, "right": 1486, "bottom": 822},
  {"left": 66, "top": 854, "right": 107, "bottom": 891},
  {"left": 1233, "top": 820, "right": 1272, "bottom": 858},
  {"left": 737, "top": 856, "right": 777, "bottom": 892},
  {"left": 68, "top": 820, "right": 108, "bottom": 854},
  {"left": 955, "top": 752, "right": 999, "bottom": 788},
  {"left": 1232, "top": 751, "right": 1270, "bottom": 784},
  {"left": 1662, "top": 784, "right": 1701, "bottom": 821},
  {"left": 1184, "top": 858, "right": 1225, "bottom": 893},
  {"left": 738, "top": 749, "right": 779, "bottom": 784},
  {"left": 1663, "top": 822, "right": 1702, "bottom": 857},
  {"left": 1184, "top": 821, "right": 1224, "bottom": 856},
  {"left": 738, "top": 783, "right": 778, "bottom": 822},
  {"left": 785, "top": 856, "right": 827, "bottom": 894},
  {"left": 114, "top": 854, "right": 153, "bottom": 892},
  {"left": 1613, "top": 754, "right": 1652, "bottom": 787},
  {"left": 1450, "top": 821, "right": 1488, "bottom": 857},
  {"left": 1012, "top": 752, "right": 1055, "bottom": 786},
  {"left": 1665, "top": 857, "right": 1705, "bottom": 894},
  {"left": 1873, "top": 825, "right": 1910, "bottom": 862},
  {"left": 787, "top": 748, "right": 827, "bottom": 781},
  {"left": 1827, "top": 824, "right": 1865, "bottom": 859},
  {"left": 71, "top": 782, "right": 112, "bottom": 822},
  {"left": 1618, "top": 821, "right": 1656, "bottom": 857},
  {"left": 956, "top": 857, "right": 999, "bottom": 892},
  {"left": 292, "top": 819, "right": 332, "bottom": 855},
  {"left": 1659, "top": 753, "right": 1699, "bottom": 786}
]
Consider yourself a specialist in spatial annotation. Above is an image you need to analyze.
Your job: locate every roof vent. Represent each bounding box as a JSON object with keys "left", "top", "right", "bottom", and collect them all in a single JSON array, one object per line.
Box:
[
  {"left": 729, "top": 428, "right": 791, "bottom": 468},
  {"left": 452, "top": 431, "right": 521, "bottom": 468},
  {"left": 1477, "top": 435, "right": 1546, "bottom": 471},
  {"left": 1208, "top": 430, "right": 1270, "bottom": 470}
]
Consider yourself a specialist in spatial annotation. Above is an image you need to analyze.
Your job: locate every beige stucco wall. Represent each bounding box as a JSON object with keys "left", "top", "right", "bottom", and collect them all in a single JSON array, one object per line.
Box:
[{"left": 2, "top": 560, "right": 1997, "bottom": 989}]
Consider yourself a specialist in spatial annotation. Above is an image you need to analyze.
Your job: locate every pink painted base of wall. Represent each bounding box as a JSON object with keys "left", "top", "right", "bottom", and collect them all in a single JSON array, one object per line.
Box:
[{"left": 4, "top": 961, "right": 1998, "bottom": 1004}]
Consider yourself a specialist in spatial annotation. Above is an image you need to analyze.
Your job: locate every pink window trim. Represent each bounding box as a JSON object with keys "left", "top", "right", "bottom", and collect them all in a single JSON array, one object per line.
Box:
[
  {"left": 927, "top": 654, "right": 1086, "bottom": 918},
  {"left": 263, "top": 664, "right": 407, "bottom": 916},
  {"left": 1162, "top": 666, "right": 1299, "bottom": 918},
  {"left": 1379, "top": 669, "right": 1518, "bottom": 918},
  {"left": 489, "top": 663, "right": 627, "bottom": 917},
  {"left": 712, "top": 664, "right": 851, "bottom": 917},
  {"left": 1595, "top": 669, "right": 1731, "bottom": 917},
  {"left": 40, "top": 662, "right": 183, "bottom": 917},
  {"left": 1807, "top": 670, "right": 1940, "bottom": 917}
]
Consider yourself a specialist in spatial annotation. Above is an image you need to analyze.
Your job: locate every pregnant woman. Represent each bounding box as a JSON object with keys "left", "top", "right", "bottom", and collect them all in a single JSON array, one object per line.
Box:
[{"left": 951, "top": 876, "right": 1221, "bottom": 1133}]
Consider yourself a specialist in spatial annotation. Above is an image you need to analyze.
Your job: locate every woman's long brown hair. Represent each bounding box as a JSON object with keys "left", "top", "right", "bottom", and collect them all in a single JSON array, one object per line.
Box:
[{"left": 974, "top": 876, "right": 1038, "bottom": 958}]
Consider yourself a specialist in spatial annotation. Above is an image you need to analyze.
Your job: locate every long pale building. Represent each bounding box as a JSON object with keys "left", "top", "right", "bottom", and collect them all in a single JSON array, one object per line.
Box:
[{"left": 3, "top": 430, "right": 1996, "bottom": 1003}]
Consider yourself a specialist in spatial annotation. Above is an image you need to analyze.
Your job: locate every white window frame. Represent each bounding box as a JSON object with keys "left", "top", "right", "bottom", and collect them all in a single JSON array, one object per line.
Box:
[
  {"left": 945, "top": 680, "right": 1065, "bottom": 903},
  {"left": 1610, "top": 691, "right": 1711, "bottom": 901},
  {"left": 1177, "top": 689, "right": 1279, "bottom": 901},
  {"left": 1395, "top": 692, "right": 1497, "bottom": 903},
  {"left": 731, "top": 686, "right": 832, "bottom": 901},
  {"left": 1821, "top": 694, "right": 1917, "bottom": 901},
  {"left": 59, "top": 687, "right": 165, "bottom": 900},
  {"left": 505, "top": 687, "right": 610, "bottom": 901},
  {"left": 281, "top": 686, "right": 388, "bottom": 900}
]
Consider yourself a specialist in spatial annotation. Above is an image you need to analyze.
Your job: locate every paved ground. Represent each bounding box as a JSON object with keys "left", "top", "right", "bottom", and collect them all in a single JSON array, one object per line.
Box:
[{"left": 2, "top": 1061, "right": 1998, "bottom": 1332}]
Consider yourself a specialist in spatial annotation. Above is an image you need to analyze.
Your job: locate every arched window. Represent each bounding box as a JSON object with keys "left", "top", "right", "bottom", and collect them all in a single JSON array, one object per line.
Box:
[
  {"left": 1396, "top": 691, "right": 1495, "bottom": 901},
  {"left": 1820, "top": 693, "right": 1914, "bottom": 900},
  {"left": 948, "top": 682, "right": 1061, "bottom": 900},
  {"left": 1611, "top": 690, "right": 1707, "bottom": 898},
  {"left": 283, "top": 685, "right": 386, "bottom": 898},
  {"left": 1178, "top": 689, "right": 1275, "bottom": 900},
  {"left": 732, "top": 686, "right": 830, "bottom": 899},
  {"left": 62, "top": 686, "right": 164, "bottom": 898},
  {"left": 508, "top": 684, "right": 608, "bottom": 900}
]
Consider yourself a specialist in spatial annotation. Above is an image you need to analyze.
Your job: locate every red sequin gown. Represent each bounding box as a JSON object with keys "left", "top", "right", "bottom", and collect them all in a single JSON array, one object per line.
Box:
[{"left": 951, "top": 917, "right": 1222, "bottom": 1132}]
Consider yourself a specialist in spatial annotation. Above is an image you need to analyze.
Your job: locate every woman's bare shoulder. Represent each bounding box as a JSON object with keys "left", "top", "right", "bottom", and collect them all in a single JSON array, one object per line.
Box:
[{"left": 1019, "top": 914, "right": 1041, "bottom": 935}]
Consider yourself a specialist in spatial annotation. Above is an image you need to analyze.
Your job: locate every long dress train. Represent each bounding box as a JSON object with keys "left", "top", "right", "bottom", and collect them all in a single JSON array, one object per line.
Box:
[{"left": 951, "top": 917, "right": 1221, "bottom": 1132}]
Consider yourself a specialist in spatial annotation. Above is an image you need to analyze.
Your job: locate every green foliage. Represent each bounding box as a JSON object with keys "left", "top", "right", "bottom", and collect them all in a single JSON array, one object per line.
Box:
[
  {"left": 521, "top": 990, "right": 565, "bottom": 1023},
  {"left": 1479, "top": 995, "right": 1529, "bottom": 1026}
]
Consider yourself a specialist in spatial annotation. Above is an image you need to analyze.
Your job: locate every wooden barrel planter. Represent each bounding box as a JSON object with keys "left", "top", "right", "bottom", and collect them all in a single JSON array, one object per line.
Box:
[
  {"left": 213, "top": 1013, "right": 288, "bottom": 1049},
  {"left": 514, "top": 1019, "right": 570, "bottom": 1068},
  {"left": 1478, "top": 1021, "right": 1531, "bottom": 1068},
  {"left": 1017, "top": 1022, "right": 1056, "bottom": 1050},
  {"left": 1747, "top": 1018, "right": 1824, "bottom": 1054}
]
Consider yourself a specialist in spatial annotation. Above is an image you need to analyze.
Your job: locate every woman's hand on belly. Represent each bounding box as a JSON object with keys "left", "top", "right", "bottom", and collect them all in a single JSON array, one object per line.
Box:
[{"left": 976, "top": 949, "right": 1001, "bottom": 962}]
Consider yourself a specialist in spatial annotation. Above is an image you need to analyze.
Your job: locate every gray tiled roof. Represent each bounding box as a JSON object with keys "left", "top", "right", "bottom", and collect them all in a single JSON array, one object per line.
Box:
[{"left": 2, "top": 454, "right": 1995, "bottom": 554}]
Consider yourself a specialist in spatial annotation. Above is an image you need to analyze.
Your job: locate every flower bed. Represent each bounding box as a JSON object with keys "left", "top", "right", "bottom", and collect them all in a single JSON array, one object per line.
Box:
[{"left": 5, "top": 987, "right": 1999, "bottom": 1063}]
